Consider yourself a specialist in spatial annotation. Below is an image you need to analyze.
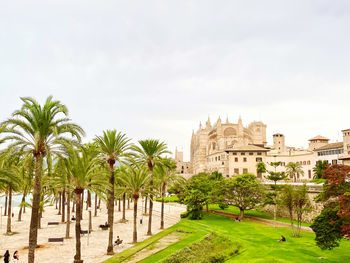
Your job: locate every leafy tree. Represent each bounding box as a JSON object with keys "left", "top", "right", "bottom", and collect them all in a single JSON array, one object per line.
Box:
[
  {"left": 95, "top": 130, "right": 131, "bottom": 255},
  {"left": 132, "top": 139, "right": 169, "bottom": 235},
  {"left": 265, "top": 170, "right": 287, "bottom": 227},
  {"left": 0, "top": 96, "right": 84, "bottom": 263},
  {"left": 256, "top": 161, "right": 267, "bottom": 179},
  {"left": 280, "top": 184, "right": 311, "bottom": 237},
  {"left": 313, "top": 160, "right": 328, "bottom": 179},
  {"left": 154, "top": 158, "right": 181, "bottom": 229},
  {"left": 286, "top": 162, "right": 304, "bottom": 182},
  {"left": 293, "top": 184, "right": 312, "bottom": 237},
  {"left": 310, "top": 208, "right": 343, "bottom": 250},
  {"left": 118, "top": 165, "right": 150, "bottom": 243},
  {"left": 311, "top": 164, "right": 350, "bottom": 249},
  {"left": 224, "top": 173, "right": 265, "bottom": 219}
]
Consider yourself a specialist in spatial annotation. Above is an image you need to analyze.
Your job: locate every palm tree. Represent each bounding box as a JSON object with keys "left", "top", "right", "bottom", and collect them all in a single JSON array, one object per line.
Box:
[
  {"left": 63, "top": 145, "right": 103, "bottom": 263},
  {"left": 286, "top": 162, "right": 304, "bottom": 182},
  {"left": 118, "top": 165, "right": 150, "bottom": 243},
  {"left": 0, "top": 96, "right": 84, "bottom": 263},
  {"left": 154, "top": 158, "right": 179, "bottom": 229},
  {"left": 94, "top": 130, "right": 131, "bottom": 255},
  {"left": 313, "top": 160, "right": 328, "bottom": 179},
  {"left": 256, "top": 161, "right": 266, "bottom": 179},
  {"left": 132, "top": 139, "right": 170, "bottom": 235}
]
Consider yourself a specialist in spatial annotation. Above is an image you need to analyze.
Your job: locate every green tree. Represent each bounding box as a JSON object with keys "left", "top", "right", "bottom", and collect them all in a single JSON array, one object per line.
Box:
[
  {"left": 132, "top": 139, "right": 169, "bottom": 235},
  {"left": 265, "top": 170, "right": 287, "bottom": 227},
  {"left": 313, "top": 160, "right": 328, "bottom": 179},
  {"left": 94, "top": 130, "right": 131, "bottom": 255},
  {"left": 310, "top": 208, "right": 343, "bottom": 250},
  {"left": 63, "top": 145, "right": 103, "bottom": 263},
  {"left": 224, "top": 173, "right": 265, "bottom": 219},
  {"left": 0, "top": 96, "right": 84, "bottom": 263},
  {"left": 293, "top": 184, "right": 312, "bottom": 237},
  {"left": 286, "top": 162, "right": 304, "bottom": 182},
  {"left": 154, "top": 158, "right": 182, "bottom": 229},
  {"left": 256, "top": 161, "right": 267, "bottom": 179},
  {"left": 118, "top": 165, "right": 150, "bottom": 243}
]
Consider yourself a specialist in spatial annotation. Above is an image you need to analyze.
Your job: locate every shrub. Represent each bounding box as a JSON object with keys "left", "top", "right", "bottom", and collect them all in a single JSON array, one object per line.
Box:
[
  {"left": 180, "top": 211, "right": 189, "bottom": 218},
  {"left": 218, "top": 202, "right": 228, "bottom": 210}
]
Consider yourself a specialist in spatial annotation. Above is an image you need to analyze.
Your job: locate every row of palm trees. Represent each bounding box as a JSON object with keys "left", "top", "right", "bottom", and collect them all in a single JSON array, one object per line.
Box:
[{"left": 0, "top": 96, "right": 181, "bottom": 263}]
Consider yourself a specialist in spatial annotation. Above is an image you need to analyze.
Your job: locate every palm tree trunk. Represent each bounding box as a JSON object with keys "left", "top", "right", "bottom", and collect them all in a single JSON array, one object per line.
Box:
[
  {"left": 107, "top": 163, "right": 115, "bottom": 255},
  {"left": 58, "top": 191, "right": 61, "bottom": 215},
  {"left": 61, "top": 188, "right": 66, "bottom": 223},
  {"left": 66, "top": 186, "right": 71, "bottom": 239},
  {"left": 28, "top": 154, "right": 43, "bottom": 263},
  {"left": 118, "top": 198, "right": 121, "bottom": 212},
  {"left": 4, "top": 192, "right": 7, "bottom": 216},
  {"left": 122, "top": 193, "right": 126, "bottom": 221},
  {"left": 127, "top": 198, "right": 130, "bottom": 210},
  {"left": 94, "top": 193, "right": 98, "bottom": 217},
  {"left": 160, "top": 196, "right": 164, "bottom": 229},
  {"left": 72, "top": 201, "right": 75, "bottom": 213},
  {"left": 144, "top": 196, "right": 148, "bottom": 215},
  {"left": 87, "top": 190, "right": 91, "bottom": 210},
  {"left": 80, "top": 191, "right": 84, "bottom": 220},
  {"left": 133, "top": 196, "right": 138, "bottom": 243},
  {"left": 18, "top": 188, "right": 27, "bottom": 221},
  {"left": 55, "top": 196, "right": 58, "bottom": 210},
  {"left": 6, "top": 188, "right": 12, "bottom": 234},
  {"left": 147, "top": 166, "right": 154, "bottom": 236},
  {"left": 74, "top": 189, "right": 83, "bottom": 263}
]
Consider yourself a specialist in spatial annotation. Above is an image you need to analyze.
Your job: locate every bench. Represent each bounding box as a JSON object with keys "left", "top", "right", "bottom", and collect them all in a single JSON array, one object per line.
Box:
[
  {"left": 99, "top": 224, "right": 110, "bottom": 230},
  {"left": 47, "top": 222, "right": 59, "bottom": 226},
  {"left": 114, "top": 240, "right": 123, "bottom": 246},
  {"left": 48, "top": 238, "right": 64, "bottom": 243},
  {"left": 80, "top": 230, "right": 91, "bottom": 236}
]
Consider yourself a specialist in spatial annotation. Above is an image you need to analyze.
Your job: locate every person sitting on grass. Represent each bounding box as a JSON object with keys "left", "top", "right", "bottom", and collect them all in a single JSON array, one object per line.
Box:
[
  {"left": 235, "top": 217, "right": 241, "bottom": 222},
  {"left": 279, "top": 235, "right": 286, "bottom": 242}
]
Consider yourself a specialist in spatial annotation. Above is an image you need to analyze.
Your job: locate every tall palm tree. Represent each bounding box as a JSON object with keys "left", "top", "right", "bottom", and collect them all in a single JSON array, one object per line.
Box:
[
  {"left": 0, "top": 96, "right": 84, "bottom": 263},
  {"left": 94, "top": 130, "right": 131, "bottom": 255},
  {"left": 132, "top": 139, "right": 169, "bottom": 235},
  {"left": 286, "top": 162, "right": 304, "bottom": 182},
  {"left": 154, "top": 158, "right": 179, "bottom": 229},
  {"left": 118, "top": 165, "right": 150, "bottom": 243},
  {"left": 63, "top": 145, "right": 103, "bottom": 263},
  {"left": 313, "top": 160, "right": 328, "bottom": 179}
]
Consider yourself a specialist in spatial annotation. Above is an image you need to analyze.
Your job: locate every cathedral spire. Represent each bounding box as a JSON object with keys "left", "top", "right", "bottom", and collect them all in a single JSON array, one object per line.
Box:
[
  {"left": 199, "top": 121, "right": 202, "bottom": 129},
  {"left": 206, "top": 116, "right": 211, "bottom": 129},
  {"left": 217, "top": 116, "right": 221, "bottom": 126},
  {"left": 226, "top": 115, "right": 229, "bottom": 124}
]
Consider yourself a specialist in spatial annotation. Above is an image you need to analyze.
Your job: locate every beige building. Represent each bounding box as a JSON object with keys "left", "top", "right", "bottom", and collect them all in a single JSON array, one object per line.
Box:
[
  {"left": 189, "top": 117, "right": 267, "bottom": 177},
  {"left": 177, "top": 117, "right": 350, "bottom": 182}
]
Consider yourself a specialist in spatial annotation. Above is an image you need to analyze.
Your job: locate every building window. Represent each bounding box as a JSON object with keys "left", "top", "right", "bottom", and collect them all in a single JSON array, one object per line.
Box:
[
  {"left": 243, "top": 157, "right": 247, "bottom": 162},
  {"left": 235, "top": 157, "right": 238, "bottom": 162},
  {"left": 307, "top": 161, "right": 310, "bottom": 165},
  {"left": 222, "top": 162, "right": 224, "bottom": 165},
  {"left": 232, "top": 152, "right": 237, "bottom": 155},
  {"left": 332, "top": 160, "right": 337, "bottom": 165},
  {"left": 226, "top": 175, "right": 229, "bottom": 178},
  {"left": 234, "top": 168, "right": 239, "bottom": 174},
  {"left": 303, "top": 161, "right": 306, "bottom": 165},
  {"left": 218, "top": 156, "right": 220, "bottom": 161},
  {"left": 257, "top": 152, "right": 262, "bottom": 156},
  {"left": 308, "top": 170, "right": 311, "bottom": 179},
  {"left": 243, "top": 168, "right": 248, "bottom": 174},
  {"left": 256, "top": 157, "right": 262, "bottom": 162},
  {"left": 249, "top": 152, "right": 254, "bottom": 156},
  {"left": 241, "top": 152, "right": 245, "bottom": 155},
  {"left": 215, "top": 157, "right": 217, "bottom": 161}
]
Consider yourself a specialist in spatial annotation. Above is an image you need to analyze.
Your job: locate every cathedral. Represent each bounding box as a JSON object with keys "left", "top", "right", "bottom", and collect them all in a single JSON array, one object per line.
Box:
[{"left": 190, "top": 117, "right": 267, "bottom": 175}]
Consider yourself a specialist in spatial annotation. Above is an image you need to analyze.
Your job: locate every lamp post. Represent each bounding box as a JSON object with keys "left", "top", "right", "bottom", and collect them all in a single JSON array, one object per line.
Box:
[{"left": 87, "top": 207, "right": 92, "bottom": 246}]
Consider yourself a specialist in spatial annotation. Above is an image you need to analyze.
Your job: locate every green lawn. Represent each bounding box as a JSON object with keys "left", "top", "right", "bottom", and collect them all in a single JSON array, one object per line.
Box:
[
  {"left": 104, "top": 214, "right": 350, "bottom": 263},
  {"left": 209, "top": 204, "right": 311, "bottom": 227}
]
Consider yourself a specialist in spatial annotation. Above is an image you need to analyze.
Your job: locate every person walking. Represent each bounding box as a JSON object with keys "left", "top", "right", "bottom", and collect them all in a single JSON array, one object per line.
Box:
[
  {"left": 3, "top": 250, "right": 10, "bottom": 263},
  {"left": 13, "top": 251, "right": 19, "bottom": 263}
]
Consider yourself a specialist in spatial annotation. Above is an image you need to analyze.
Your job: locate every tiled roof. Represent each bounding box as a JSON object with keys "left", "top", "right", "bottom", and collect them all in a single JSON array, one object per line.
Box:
[
  {"left": 314, "top": 142, "right": 343, "bottom": 151},
  {"left": 308, "top": 135, "right": 329, "bottom": 141}
]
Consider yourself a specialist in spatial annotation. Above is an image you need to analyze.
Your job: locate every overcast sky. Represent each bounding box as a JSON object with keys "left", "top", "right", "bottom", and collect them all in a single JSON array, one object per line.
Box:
[{"left": 1, "top": 1, "right": 349, "bottom": 161}]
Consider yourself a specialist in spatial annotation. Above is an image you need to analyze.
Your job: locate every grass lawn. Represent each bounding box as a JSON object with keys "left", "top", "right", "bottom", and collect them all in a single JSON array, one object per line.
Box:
[
  {"left": 104, "top": 214, "right": 350, "bottom": 263},
  {"left": 209, "top": 204, "right": 311, "bottom": 227}
]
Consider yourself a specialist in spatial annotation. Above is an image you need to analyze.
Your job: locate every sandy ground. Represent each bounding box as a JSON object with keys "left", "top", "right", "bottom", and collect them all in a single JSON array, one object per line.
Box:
[{"left": 0, "top": 200, "right": 186, "bottom": 263}]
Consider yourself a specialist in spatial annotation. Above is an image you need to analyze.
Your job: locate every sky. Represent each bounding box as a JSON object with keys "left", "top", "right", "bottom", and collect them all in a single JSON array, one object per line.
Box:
[{"left": 1, "top": 1, "right": 350, "bottom": 161}]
